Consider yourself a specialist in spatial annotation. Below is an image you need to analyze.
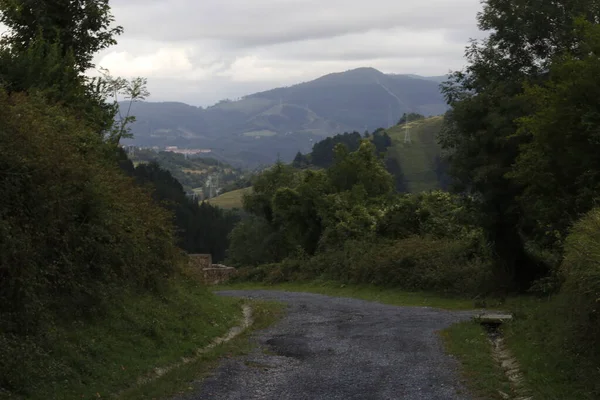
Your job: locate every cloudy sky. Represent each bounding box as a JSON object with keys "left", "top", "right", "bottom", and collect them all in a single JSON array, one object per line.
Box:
[{"left": 90, "top": 0, "right": 486, "bottom": 107}]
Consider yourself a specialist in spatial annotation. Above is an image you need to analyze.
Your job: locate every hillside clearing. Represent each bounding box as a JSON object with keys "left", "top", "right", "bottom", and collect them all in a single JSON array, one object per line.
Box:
[
  {"left": 206, "top": 187, "right": 251, "bottom": 209},
  {"left": 386, "top": 116, "right": 444, "bottom": 192}
]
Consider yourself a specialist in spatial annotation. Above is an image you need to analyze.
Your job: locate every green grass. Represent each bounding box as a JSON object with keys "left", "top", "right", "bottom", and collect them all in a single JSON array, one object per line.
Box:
[
  {"left": 441, "top": 322, "right": 513, "bottom": 400},
  {"left": 502, "top": 297, "right": 600, "bottom": 399},
  {"left": 206, "top": 187, "right": 252, "bottom": 209},
  {"left": 386, "top": 116, "right": 444, "bottom": 192},
  {"left": 118, "top": 300, "right": 285, "bottom": 400},
  {"left": 442, "top": 295, "right": 600, "bottom": 400},
  {"left": 0, "top": 277, "right": 279, "bottom": 400},
  {"left": 214, "top": 281, "right": 477, "bottom": 310}
]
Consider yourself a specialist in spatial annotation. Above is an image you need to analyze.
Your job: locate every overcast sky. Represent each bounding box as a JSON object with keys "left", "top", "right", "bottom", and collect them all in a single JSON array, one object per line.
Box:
[{"left": 89, "top": 0, "right": 486, "bottom": 107}]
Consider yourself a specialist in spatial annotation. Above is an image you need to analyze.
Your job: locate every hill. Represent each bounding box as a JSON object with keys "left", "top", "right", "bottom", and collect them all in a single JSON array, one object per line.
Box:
[
  {"left": 206, "top": 187, "right": 251, "bottom": 209},
  {"left": 385, "top": 116, "right": 446, "bottom": 192},
  {"left": 291, "top": 115, "right": 447, "bottom": 193},
  {"left": 126, "top": 148, "right": 249, "bottom": 197},
  {"left": 122, "top": 68, "right": 449, "bottom": 168}
]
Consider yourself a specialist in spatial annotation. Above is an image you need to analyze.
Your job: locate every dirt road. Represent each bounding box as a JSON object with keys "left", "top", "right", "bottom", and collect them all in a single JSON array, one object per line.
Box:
[{"left": 181, "top": 290, "right": 475, "bottom": 400}]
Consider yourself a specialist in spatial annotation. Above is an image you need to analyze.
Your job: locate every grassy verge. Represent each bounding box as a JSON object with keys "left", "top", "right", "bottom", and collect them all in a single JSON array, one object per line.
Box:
[
  {"left": 214, "top": 281, "right": 477, "bottom": 310},
  {"left": 0, "top": 277, "right": 283, "bottom": 400},
  {"left": 119, "top": 300, "right": 284, "bottom": 400},
  {"left": 441, "top": 322, "right": 512, "bottom": 400},
  {"left": 502, "top": 297, "right": 599, "bottom": 400},
  {"left": 442, "top": 296, "right": 600, "bottom": 400}
]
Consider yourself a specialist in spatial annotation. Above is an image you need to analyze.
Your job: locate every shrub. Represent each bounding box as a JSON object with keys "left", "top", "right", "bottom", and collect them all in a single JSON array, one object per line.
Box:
[
  {"left": 559, "top": 207, "right": 600, "bottom": 351},
  {"left": 0, "top": 91, "right": 182, "bottom": 336},
  {"left": 236, "top": 236, "right": 494, "bottom": 295}
]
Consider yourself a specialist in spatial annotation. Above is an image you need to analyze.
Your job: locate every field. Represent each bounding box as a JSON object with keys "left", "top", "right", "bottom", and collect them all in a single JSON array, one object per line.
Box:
[
  {"left": 386, "top": 116, "right": 444, "bottom": 192},
  {"left": 206, "top": 187, "right": 252, "bottom": 209}
]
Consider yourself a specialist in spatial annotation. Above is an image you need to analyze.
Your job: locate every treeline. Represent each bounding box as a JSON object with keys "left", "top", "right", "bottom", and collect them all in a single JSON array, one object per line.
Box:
[
  {"left": 227, "top": 141, "right": 491, "bottom": 294},
  {"left": 292, "top": 129, "right": 407, "bottom": 191},
  {"left": 118, "top": 152, "right": 239, "bottom": 262}
]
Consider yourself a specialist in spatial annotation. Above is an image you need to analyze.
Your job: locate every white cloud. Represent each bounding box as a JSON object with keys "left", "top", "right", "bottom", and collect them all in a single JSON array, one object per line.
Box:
[{"left": 86, "top": 0, "right": 487, "bottom": 106}]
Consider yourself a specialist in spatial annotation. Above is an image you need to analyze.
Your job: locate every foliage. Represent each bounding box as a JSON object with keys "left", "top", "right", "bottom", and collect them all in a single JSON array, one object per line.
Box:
[
  {"left": 114, "top": 156, "right": 239, "bottom": 262},
  {"left": 0, "top": 0, "right": 122, "bottom": 73},
  {"left": 397, "top": 112, "right": 425, "bottom": 125},
  {"left": 310, "top": 131, "right": 363, "bottom": 167},
  {"left": 227, "top": 216, "right": 293, "bottom": 267},
  {"left": 559, "top": 207, "right": 600, "bottom": 356},
  {"left": 377, "top": 191, "right": 484, "bottom": 241},
  {"left": 508, "top": 21, "right": 600, "bottom": 249},
  {"left": 228, "top": 141, "right": 493, "bottom": 295},
  {"left": 0, "top": 36, "right": 116, "bottom": 134},
  {"left": 0, "top": 276, "right": 241, "bottom": 399},
  {"left": 0, "top": 91, "right": 182, "bottom": 336},
  {"left": 438, "top": 0, "right": 600, "bottom": 288},
  {"left": 95, "top": 68, "right": 150, "bottom": 144},
  {"left": 235, "top": 237, "right": 493, "bottom": 295}
]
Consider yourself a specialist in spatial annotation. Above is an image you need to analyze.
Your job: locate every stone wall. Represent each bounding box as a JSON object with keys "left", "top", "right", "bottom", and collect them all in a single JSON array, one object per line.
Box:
[
  {"left": 188, "top": 254, "right": 212, "bottom": 269},
  {"left": 202, "top": 265, "right": 237, "bottom": 285},
  {"left": 187, "top": 254, "right": 236, "bottom": 285}
]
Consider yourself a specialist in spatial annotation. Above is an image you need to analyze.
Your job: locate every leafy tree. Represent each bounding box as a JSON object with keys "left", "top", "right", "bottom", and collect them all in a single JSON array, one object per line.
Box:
[
  {"left": 292, "top": 151, "right": 311, "bottom": 169},
  {"left": 0, "top": 91, "right": 181, "bottom": 335},
  {"left": 384, "top": 156, "right": 409, "bottom": 193},
  {"left": 398, "top": 112, "right": 425, "bottom": 125},
  {"left": 0, "top": 1, "right": 146, "bottom": 143},
  {"left": 508, "top": 20, "right": 600, "bottom": 249},
  {"left": 327, "top": 141, "right": 394, "bottom": 198},
  {"left": 439, "top": 0, "right": 600, "bottom": 288},
  {"left": 311, "top": 131, "right": 362, "bottom": 167},
  {"left": 0, "top": 0, "right": 122, "bottom": 73},
  {"left": 372, "top": 129, "right": 392, "bottom": 154},
  {"left": 118, "top": 157, "right": 239, "bottom": 262}
]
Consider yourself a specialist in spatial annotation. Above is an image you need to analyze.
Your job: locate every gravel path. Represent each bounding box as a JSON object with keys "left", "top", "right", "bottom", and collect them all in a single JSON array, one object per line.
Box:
[{"left": 179, "top": 290, "right": 476, "bottom": 400}]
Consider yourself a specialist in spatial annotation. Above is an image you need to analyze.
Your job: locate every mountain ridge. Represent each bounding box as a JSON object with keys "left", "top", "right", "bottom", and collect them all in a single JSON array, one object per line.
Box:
[{"left": 122, "top": 67, "right": 449, "bottom": 167}]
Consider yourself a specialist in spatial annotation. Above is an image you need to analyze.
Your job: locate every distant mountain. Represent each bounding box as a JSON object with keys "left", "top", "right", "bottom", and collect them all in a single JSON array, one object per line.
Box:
[{"left": 122, "top": 67, "right": 449, "bottom": 167}]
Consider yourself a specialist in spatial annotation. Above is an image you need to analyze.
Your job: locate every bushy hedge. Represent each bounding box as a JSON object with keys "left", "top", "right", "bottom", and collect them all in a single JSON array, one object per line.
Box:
[
  {"left": 0, "top": 91, "right": 182, "bottom": 336},
  {"left": 236, "top": 236, "right": 494, "bottom": 295},
  {"left": 559, "top": 207, "right": 600, "bottom": 352}
]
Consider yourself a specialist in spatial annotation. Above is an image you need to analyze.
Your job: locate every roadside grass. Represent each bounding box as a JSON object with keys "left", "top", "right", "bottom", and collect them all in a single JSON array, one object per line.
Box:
[
  {"left": 441, "top": 322, "right": 512, "bottom": 400},
  {"left": 206, "top": 187, "right": 251, "bottom": 209},
  {"left": 119, "top": 300, "right": 285, "bottom": 400},
  {"left": 443, "top": 295, "right": 600, "bottom": 400},
  {"left": 0, "top": 278, "right": 282, "bottom": 400},
  {"left": 213, "top": 281, "right": 477, "bottom": 310},
  {"left": 502, "top": 297, "right": 599, "bottom": 400}
]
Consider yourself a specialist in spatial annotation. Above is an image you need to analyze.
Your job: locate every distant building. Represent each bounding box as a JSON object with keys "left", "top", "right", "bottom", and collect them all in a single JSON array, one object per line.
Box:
[{"left": 163, "top": 147, "right": 213, "bottom": 156}]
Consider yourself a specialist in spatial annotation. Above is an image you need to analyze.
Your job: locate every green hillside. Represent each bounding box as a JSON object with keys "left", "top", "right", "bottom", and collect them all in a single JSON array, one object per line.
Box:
[
  {"left": 206, "top": 187, "right": 251, "bottom": 209},
  {"left": 386, "top": 116, "right": 444, "bottom": 192},
  {"left": 123, "top": 68, "right": 449, "bottom": 167}
]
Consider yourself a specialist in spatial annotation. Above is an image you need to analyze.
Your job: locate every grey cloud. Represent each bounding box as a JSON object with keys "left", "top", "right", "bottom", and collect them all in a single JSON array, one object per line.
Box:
[
  {"left": 98, "top": 0, "right": 484, "bottom": 105},
  {"left": 112, "top": 0, "right": 481, "bottom": 48}
]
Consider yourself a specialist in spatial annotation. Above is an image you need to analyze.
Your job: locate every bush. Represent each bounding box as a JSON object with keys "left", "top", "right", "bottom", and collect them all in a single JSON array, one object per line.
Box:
[
  {"left": 236, "top": 236, "right": 494, "bottom": 295},
  {"left": 0, "top": 91, "right": 182, "bottom": 336},
  {"left": 559, "top": 207, "right": 600, "bottom": 352}
]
